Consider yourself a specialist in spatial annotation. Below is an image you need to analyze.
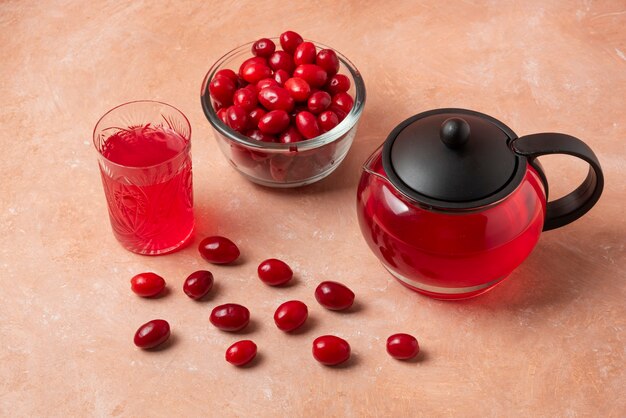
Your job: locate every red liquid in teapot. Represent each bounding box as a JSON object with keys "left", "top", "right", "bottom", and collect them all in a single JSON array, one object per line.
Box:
[
  {"left": 357, "top": 152, "right": 546, "bottom": 299},
  {"left": 99, "top": 125, "right": 193, "bottom": 254}
]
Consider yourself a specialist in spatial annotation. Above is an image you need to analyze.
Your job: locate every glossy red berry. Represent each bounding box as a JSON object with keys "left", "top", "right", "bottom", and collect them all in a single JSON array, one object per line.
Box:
[
  {"left": 256, "top": 77, "right": 279, "bottom": 91},
  {"left": 251, "top": 38, "right": 276, "bottom": 57},
  {"left": 279, "top": 30, "right": 304, "bottom": 54},
  {"left": 233, "top": 88, "right": 258, "bottom": 112},
  {"left": 274, "top": 69, "right": 290, "bottom": 86},
  {"left": 268, "top": 51, "right": 295, "bottom": 73},
  {"left": 183, "top": 270, "right": 214, "bottom": 300},
  {"left": 198, "top": 236, "right": 240, "bottom": 264},
  {"left": 247, "top": 129, "right": 276, "bottom": 142},
  {"left": 314, "top": 281, "right": 355, "bottom": 311},
  {"left": 215, "top": 69, "right": 239, "bottom": 84},
  {"left": 318, "top": 110, "right": 339, "bottom": 133},
  {"left": 257, "top": 258, "right": 293, "bottom": 286},
  {"left": 216, "top": 108, "right": 228, "bottom": 124},
  {"left": 130, "top": 272, "right": 165, "bottom": 297},
  {"left": 312, "top": 335, "right": 350, "bottom": 366},
  {"left": 307, "top": 91, "right": 331, "bottom": 114},
  {"left": 284, "top": 77, "right": 311, "bottom": 102},
  {"left": 258, "top": 86, "right": 295, "bottom": 112},
  {"left": 258, "top": 110, "right": 290, "bottom": 135},
  {"left": 294, "top": 41, "right": 317, "bottom": 65},
  {"left": 316, "top": 49, "right": 339, "bottom": 76},
  {"left": 210, "top": 303, "right": 250, "bottom": 331},
  {"left": 248, "top": 107, "right": 266, "bottom": 128},
  {"left": 241, "top": 62, "right": 272, "bottom": 84},
  {"left": 386, "top": 333, "right": 419, "bottom": 360},
  {"left": 330, "top": 105, "right": 348, "bottom": 122},
  {"left": 225, "top": 105, "right": 248, "bottom": 133},
  {"left": 238, "top": 56, "right": 267, "bottom": 77},
  {"left": 226, "top": 340, "right": 257, "bottom": 366},
  {"left": 279, "top": 125, "right": 304, "bottom": 143},
  {"left": 326, "top": 74, "right": 351, "bottom": 95},
  {"left": 134, "top": 319, "right": 170, "bottom": 349},
  {"left": 293, "top": 64, "right": 328, "bottom": 87},
  {"left": 209, "top": 76, "right": 236, "bottom": 106},
  {"left": 295, "top": 111, "right": 321, "bottom": 139},
  {"left": 274, "top": 300, "right": 308, "bottom": 332},
  {"left": 331, "top": 92, "right": 354, "bottom": 114}
]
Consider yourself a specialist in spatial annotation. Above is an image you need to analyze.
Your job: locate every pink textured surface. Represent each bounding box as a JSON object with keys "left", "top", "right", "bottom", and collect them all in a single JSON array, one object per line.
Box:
[{"left": 1, "top": 1, "right": 624, "bottom": 416}]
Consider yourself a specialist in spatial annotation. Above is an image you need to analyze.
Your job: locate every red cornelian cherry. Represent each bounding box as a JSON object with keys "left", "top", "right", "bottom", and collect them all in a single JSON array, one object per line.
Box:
[
  {"left": 226, "top": 340, "right": 257, "bottom": 366},
  {"left": 217, "top": 108, "right": 228, "bottom": 124},
  {"left": 258, "top": 110, "right": 290, "bottom": 135},
  {"left": 258, "top": 86, "right": 295, "bottom": 112},
  {"left": 293, "top": 64, "right": 328, "bottom": 87},
  {"left": 268, "top": 51, "right": 295, "bottom": 73},
  {"left": 215, "top": 68, "right": 239, "bottom": 84},
  {"left": 247, "top": 129, "right": 276, "bottom": 142},
  {"left": 279, "top": 125, "right": 304, "bottom": 143},
  {"left": 210, "top": 303, "right": 250, "bottom": 331},
  {"left": 258, "top": 258, "right": 293, "bottom": 286},
  {"left": 183, "top": 270, "right": 214, "bottom": 300},
  {"left": 256, "top": 77, "right": 279, "bottom": 91},
  {"left": 279, "top": 30, "right": 304, "bottom": 54},
  {"left": 386, "top": 333, "right": 419, "bottom": 360},
  {"left": 274, "top": 300, "right": 308, "bottom": 332},
  {"left": 209, "top": 76, "right": 236, "bottom": 107},
  {"left": 248, "top": 107, "right": 266, "bottom": 128},
  {"left": 307, "top": 91, "right": 331, "bottom": 114},
  {"left": 316, "top": 49, "right": 340, "bottom": 76},
  {"left": 331, "top": 92, "right": 354, "bottom": 114},
  {"left": 330, "top": 105, "right": 348, "bottom": 122},
  {"left": 226, "top": 105, "right": 248, "bottom": 133},
  {"left": 134, "top": 319, "right": 170, "bottom": 349},
  {"left": 314, "top": 281, "right": 355, "bottom": 311},
  {"left": 295, "top": 111, "right": 321, "bottom": 139},
  {"left": 251, "top": 38, "right": 276, "bottom": 57},
  {"left": 326, "top": 73, "right": 351, "bottom": 95},
  {"left": 318, "top": 110, "right": 339, "bottom": 133},
  {"left": 274, "top": 69, "right": 290, "bottom": 86},
  {"left": 284, "top": 77, "right": 311, "bottom": 102},
  {"left": 130, "top": 272, "right": 166, "bottom": 297},
  {"left": 294, "top": 41, "right": 317, "bottom": 66},
  {"left": 238, "top": 56, "right": 267, "bottom": 77},
  {"left": 198, "top": 236, "right": 240, "bottom": 264},
  {"left": 233, "top": 88, "right": 258, "bottom": 112},
  {"left": 312, "top": 335, "right": 350, "bottom": 366},
  {"left": 241, "top": 62, "right": 272, "bottom": 84}
]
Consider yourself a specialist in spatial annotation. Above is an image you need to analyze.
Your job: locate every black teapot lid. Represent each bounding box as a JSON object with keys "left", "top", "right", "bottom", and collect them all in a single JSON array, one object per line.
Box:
[{"left": 382, "top": 108, "right": 527, "bottom": 210}]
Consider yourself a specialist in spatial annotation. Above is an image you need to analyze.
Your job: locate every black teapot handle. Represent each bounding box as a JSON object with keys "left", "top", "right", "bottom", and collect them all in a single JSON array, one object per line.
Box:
[{"left": 511, "top": 133, "right": 604, "bottom": 231}]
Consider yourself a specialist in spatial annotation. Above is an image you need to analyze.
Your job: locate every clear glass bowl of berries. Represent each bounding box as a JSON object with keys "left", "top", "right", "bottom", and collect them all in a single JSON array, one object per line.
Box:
[{"left": 201, "top": 31, "right": 366, "bottom": 187}]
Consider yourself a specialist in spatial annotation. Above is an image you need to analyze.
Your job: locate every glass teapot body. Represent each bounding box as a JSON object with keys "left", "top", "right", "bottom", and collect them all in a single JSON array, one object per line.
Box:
[{"left": 357, "top": 146, "right": 546, "bottom": 300}]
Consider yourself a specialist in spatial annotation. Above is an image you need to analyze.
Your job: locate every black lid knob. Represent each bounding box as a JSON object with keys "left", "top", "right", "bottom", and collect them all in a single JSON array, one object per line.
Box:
[{"left": 440, "top": 118, "right": 470, "bottom": 149}]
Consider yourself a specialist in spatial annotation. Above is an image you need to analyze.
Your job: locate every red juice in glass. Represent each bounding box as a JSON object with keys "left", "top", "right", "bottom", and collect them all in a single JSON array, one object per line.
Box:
[{"left": 94, "top": 101, "right": 194, "bottom": 255}]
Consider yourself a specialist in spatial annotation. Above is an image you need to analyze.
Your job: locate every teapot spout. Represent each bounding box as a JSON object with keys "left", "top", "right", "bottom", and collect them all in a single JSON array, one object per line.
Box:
[{"left": 362, "top": 144, "right": 389, "bottom": 181}]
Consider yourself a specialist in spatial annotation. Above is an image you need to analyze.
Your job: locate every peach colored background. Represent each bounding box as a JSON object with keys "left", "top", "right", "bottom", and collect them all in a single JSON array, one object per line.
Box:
[{"left": 1, "top": 0, "right": 625, "bottom": 417}]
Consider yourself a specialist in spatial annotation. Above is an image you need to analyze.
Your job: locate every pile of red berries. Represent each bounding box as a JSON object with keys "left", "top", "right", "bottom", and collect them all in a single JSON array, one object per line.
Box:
[
  {"left": 207, "top": 30, "right": 354, "bottom": 143},
  {"left": 132, "top": 236, "right": 420, "bottom": 367}
]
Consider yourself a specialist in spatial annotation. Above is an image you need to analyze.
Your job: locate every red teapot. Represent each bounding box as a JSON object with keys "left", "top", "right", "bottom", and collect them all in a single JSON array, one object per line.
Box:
[{"left": 356, "top": 108, "right": 604, "bottom": 300}]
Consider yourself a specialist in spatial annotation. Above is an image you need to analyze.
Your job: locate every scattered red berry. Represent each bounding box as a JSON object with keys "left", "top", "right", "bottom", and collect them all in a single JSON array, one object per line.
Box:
[
  {"left": 312, "top": 335, "right": 350, "bottom": 366},
  {"left": 134, "top": 319, "right": 170, "bottom": 349},
  {"left": 386, "top": 333, "right": 419, "bottom": 360},
  {"left": 210, "top": 303, "right": 250, "bottom": 332},
  {"left": 274, "top": 300, "right": 308, "bottom": 332},
  {"left": 251, "top": 38, "right": 276, "bottom": 57},
  {"left": 183, "top": 270, "right": 214, "bottom": 300},
  {"left": 226, "top": 340, "right": 257, "bottom": 366},
  {"left": 279, "top": 30, "right": 304, "bottom": 54},
  {"left": 130, "top": 272, "right": 165, "bottom": 297},
  {"left": 257, "top": 258, "right": 293, "bottom": 286},
  {"left": 198, "top": 236, "right": 240, "bottom": 264},
  {"left": 314, "top": 281, "right": 355, "bottom": 311}
]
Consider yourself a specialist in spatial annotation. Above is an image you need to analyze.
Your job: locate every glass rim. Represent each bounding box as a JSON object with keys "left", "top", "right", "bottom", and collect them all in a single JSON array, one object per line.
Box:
[
  {"left": 93, "top": 100, "right": 192, "bottom": 170},
  {"left": 200, "top": 38, "right": 366, "bottom": 152}
]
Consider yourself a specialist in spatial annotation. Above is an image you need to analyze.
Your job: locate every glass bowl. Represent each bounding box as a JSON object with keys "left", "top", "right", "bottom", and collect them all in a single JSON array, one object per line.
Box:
[{"left": 201, "top": 38, "right": 366, "bottom": 187}]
